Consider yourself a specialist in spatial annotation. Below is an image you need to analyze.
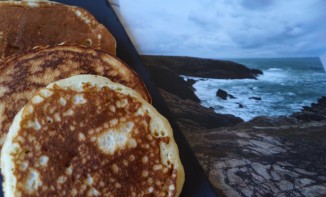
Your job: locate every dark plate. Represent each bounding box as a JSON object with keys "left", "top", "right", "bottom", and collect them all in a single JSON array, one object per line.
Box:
[{"left": 0, "top": 1, "right": 216, "bottom": 196}]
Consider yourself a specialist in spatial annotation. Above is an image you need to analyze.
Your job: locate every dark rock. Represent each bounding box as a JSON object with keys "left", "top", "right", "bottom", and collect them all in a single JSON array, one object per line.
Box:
[
  {"left": 292, "top": 96, "right": 326, "bottom": 121},
  {"left": 229, "top": 94, "right": 236, "bottom": 99},
  {"left": 144, "top": 62, "right": 200, "bottom": 102},
  {"left": 216, "top": 89, "right": 236, "bottom": 100},
  {"left": 141, "top": 55, "right": 263, "bottom": 79},
  {"left": 249, "top": 116, "right": 299, "bottom": 127},
  {"left": 303, "top": 106, "right": 314, "bottom": 112},
  {"left": 186, "top": 78, "right": 196, "bottom": 86},
  {"left": 185, "top": 78, "right": 197, "bottom": 91},
  {"left": 251, "top": 68, "right": 264, "bottom": 76},
  {"left": 238, "top": 103, "right": 244, "bottom": 108},
  {"left": 320, "top": 97, "right": 326, "bottom": 105},
  {"left": 249, "top": 96, "right": 262, "bottom": 101},
  {"left": 293, "top": 112, "right": 325, "bottom": 122},
  {"left": 216, "top": 89, "right": 228, "bottom": 100}
]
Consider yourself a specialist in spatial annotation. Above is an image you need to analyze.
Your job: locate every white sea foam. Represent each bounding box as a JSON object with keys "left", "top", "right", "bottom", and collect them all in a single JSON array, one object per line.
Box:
[{"left": 257, "top": 69, "right": 288, "bottom": 83}]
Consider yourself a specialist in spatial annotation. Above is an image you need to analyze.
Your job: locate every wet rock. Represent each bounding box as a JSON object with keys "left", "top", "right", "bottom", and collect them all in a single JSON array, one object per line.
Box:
[
  {"left": 216, "top": 89, "right": 236, "bottom": 100},
  {"left": 228, "top": 94, "right": 236, "bottom": 99},
  {"left": 251, "top": 162, "right": 271, "bottom": 180},
  {"left": 271, "top": 171, "right": 282, "bottom": 181},
  {"left": 294, "top": 178, "right": 316, "bottom": 188},
  {"left": 249, "top": 96, "right": 262, "bottom": 101},
  {"left": 277, "top": 180, "right": 294, "bottom": 191},
  {"left": 216, "top": 89, "right": 228, "bottom": 100},
  {"left": 294, "top": 168, "right": 317, "bottom": 176},
  {"left": 300, "top": 184, "right": 326, "bottom": 196}
]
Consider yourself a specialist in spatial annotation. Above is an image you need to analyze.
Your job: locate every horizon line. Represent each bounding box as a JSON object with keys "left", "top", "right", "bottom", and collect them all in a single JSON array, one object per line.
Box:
[{"left": 140, "top": 54, "right": 321, "bottom": 60}]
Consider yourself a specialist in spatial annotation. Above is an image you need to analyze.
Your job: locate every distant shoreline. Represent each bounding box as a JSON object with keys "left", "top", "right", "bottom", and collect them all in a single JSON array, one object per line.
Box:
[{"left": 141, "top": 55, "right": 263, "bottom": 79}]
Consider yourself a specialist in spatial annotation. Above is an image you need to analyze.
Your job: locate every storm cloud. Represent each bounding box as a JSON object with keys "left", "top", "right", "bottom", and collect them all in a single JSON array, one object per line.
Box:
[{"left": 114, "top": 0, "right": 326, "bottom": 58}]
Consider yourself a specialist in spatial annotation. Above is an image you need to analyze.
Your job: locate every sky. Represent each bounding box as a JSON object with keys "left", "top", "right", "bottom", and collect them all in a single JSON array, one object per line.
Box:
[{"left": 111, "top": 0, "right": 326, "bottom": 59}]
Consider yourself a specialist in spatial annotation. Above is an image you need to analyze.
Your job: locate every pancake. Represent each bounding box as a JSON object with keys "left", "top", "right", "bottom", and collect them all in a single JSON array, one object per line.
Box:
[
  {"left": 0, "top": 44, "right": 151, "bottom": 149},
  {"left": 0, "top": 0, "right": 116, "bottom": 60},
  {"left": 1, "top": 74, "right": 184, "bottom": 196}
]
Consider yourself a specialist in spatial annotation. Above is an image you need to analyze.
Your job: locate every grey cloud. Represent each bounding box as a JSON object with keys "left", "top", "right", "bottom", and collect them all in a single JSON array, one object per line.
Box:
[
  {"left": 241, "top": 0, "right": 274, "bottom": 10},
  {"left": 229, "top": 22, "right": 310, "bottom": 51},
  {"left": 231, "top": 29, "right": 303, "bottom": 50},
  {"left": 187, "top": 12, "right": 218, "bottom": 31}
]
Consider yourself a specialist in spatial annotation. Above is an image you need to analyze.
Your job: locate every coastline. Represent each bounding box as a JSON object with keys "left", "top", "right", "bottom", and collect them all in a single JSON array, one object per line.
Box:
[{"left": 141, "top": 55, "right": 326, "bottom": 196}]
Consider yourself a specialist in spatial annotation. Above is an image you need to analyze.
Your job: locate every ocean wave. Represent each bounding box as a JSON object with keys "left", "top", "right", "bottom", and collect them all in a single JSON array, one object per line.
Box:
[
  {"left": 267, "top": 68, "right": 284, "bottom": 71},
  {"left": 286, "top": 92, "right": 296, "bottom": 96},
  {"left": 258, "top": 70, "right": 288, "bottom": 83}
]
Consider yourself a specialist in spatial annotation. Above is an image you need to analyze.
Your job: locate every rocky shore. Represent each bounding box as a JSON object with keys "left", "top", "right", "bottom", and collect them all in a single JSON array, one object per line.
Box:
[{"left": 141, "top": 55, "right": 326, "bottom": 197}]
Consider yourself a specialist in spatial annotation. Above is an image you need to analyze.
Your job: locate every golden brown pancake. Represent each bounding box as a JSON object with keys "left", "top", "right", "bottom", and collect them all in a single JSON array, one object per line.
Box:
[
  {"left": 1, "top": 75, "right": 184, "bottom": 196},
  {"left": 0, "top": 0, "right": 116, "bottom": 60},
  {"left": 0, "top": 44, "right": 151, "bottom": 149}
]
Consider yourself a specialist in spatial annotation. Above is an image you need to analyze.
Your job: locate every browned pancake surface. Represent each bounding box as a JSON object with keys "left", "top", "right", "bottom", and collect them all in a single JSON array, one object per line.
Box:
[
  {"left": 11, "top": 83, "right": 176, "bottom": 196},
  {"left": 0, "top": 1, "right": 116, "bottom": 59},
  {"left": 0, "top": 45, "right": 151, "bottom": 148}
]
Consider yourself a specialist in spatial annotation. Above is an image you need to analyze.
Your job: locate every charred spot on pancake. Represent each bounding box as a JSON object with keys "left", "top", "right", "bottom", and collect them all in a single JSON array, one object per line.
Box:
[{"left": 9, "top": 82, "right": 177, "bottom": 196}]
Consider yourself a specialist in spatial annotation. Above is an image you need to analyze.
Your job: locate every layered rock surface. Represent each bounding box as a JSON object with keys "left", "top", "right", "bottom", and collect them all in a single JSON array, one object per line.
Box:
[
  {"left": 141, "top": 55, "right": 326, "bottom": 197},
  {"left": 189, "top": 119, "right": 326, "bottom": 197}
]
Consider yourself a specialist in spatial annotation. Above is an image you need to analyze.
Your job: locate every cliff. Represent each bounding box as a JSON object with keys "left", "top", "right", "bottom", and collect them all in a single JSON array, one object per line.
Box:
[{"left": 141, "top": 55, "right": 262, "bottom": 79}]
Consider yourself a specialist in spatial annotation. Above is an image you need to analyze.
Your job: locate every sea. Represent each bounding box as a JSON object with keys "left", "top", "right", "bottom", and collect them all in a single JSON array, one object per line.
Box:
[{"left": 183, "top": 57, "right": 326, "bottom": 121}]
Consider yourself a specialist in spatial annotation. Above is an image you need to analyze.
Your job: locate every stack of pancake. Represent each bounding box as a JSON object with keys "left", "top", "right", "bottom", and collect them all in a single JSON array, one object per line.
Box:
[{"left": 0, "top": 1, "right": 184, "bottom": 196}]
